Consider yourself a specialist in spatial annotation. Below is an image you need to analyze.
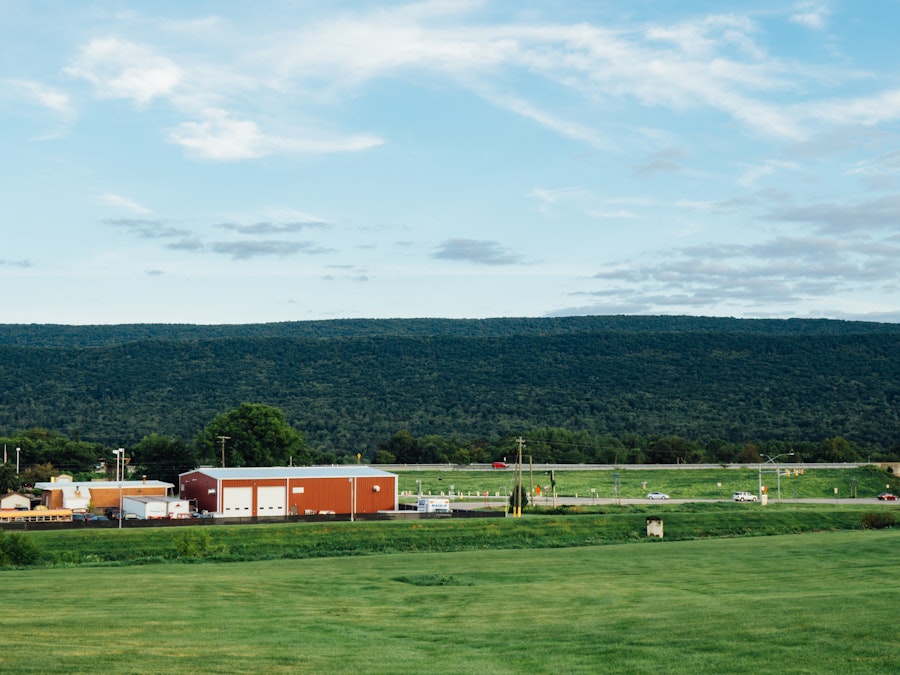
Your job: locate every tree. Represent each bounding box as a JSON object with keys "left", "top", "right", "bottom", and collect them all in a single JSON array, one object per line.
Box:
[
  {"left": 373, "top": 449, "right": 396, "bottom": 464},
  {"left": 130, "top": 434, "right": 197, "bottom": 486},
  {"left": 377, "top": 430, "right": 421, "bottom": 464},
  {"left": 195, "top": 404, "right": 309, "bottom": 467},
  {"left": 0, "top": 462, "right": 18, "bottom": 493},
  {"left": 18, "top": 462, "right": 56, "bottom": 486},
  {"left": 820, "top": 436, "right": 860, "bottom": 462},
  {"left": 737, "top": 443, "right": 762, "bottom": 464}
]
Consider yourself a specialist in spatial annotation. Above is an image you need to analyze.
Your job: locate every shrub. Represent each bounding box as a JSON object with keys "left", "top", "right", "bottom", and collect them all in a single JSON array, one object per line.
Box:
[
  {"left": 860, "top": 512, "right": 896, "bottom": 530},
  {"left": 174, "top": 529, "right": 228, "bottom": 559},
  {"left": 0, "top": 532, "right": 41, "bottom": 567}
]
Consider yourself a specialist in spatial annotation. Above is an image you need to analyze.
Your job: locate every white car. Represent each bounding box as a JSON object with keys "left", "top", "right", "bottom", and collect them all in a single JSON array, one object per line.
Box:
[
  {"left": 733, "top": 491, "right": 758, "bottom": 502},
  {"left": 646, "top": 492, "right": 669, "bottom": 500}
]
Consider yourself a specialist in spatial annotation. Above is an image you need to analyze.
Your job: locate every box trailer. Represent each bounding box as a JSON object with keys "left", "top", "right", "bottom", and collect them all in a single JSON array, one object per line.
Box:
[
  {"left": 417, "top": 498, "right": 450, "bottom": 513},
  {"left": 122, "top": 496, "right": 168, "bottom": 519},
  {"left": 165, "top": 498, "right": 191, "bottom": 519}
]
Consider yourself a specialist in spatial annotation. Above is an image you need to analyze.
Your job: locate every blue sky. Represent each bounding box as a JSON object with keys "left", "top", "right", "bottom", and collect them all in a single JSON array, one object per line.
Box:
[{"left": 3, "top": 0, "right": 900, "bottom": 324}]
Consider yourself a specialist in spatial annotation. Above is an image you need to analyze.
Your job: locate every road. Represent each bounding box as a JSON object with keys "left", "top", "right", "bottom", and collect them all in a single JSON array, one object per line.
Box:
[{"left": 448, "top": 496, "right": 895, "bottom": 510}]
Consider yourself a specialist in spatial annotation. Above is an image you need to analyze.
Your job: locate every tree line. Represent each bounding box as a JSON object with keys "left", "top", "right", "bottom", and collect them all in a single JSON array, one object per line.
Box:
[{"left": 3, "top": 409, "right": 894, "bottom": 496}]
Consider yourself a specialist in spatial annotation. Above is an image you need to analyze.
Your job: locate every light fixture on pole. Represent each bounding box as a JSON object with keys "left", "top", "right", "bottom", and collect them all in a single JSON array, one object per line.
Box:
[
  {"left": 16, "top": 447, "right": 20, "bottom": 474},
  {"left": 759, "top": 452, "right": 795, "bottom": 503},
  {"left": 113, "top": 448, "right": 125, "bottom": 529}
]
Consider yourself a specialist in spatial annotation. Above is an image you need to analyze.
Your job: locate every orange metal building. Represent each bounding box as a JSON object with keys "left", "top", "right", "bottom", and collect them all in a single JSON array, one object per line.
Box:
[{"left": 178, "top": 466, "right": 398, "bottom": 517}]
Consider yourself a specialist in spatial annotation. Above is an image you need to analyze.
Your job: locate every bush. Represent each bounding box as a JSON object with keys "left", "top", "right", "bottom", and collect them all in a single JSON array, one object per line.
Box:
[
  {"left": 0, "top": 532, "right": 41, "bottom": 567},
  {"left": 174, "top": 529, "right": 228, "bottom": 559},
  {"left": 860, "top": 512, "right": 896, "bottom": 530}
]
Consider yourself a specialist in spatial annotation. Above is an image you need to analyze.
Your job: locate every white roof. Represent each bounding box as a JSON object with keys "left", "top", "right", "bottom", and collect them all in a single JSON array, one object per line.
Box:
[
  {"left": 123, "top": 495, "right": 186, "bottom": 503},
  {"left": 182, "top": 466, "right": 396, "bottom": 481},
  {"left": 35, "top": 479, "right": 173, "bottom": 491}
]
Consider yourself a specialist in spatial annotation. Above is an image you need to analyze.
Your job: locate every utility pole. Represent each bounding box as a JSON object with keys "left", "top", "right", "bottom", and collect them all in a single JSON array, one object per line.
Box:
[
  {"left": 512, "top": 437, "right": 525, "bottom": 517},
  {"left": 217, "top": 436, "right": 231, "bottom": 468}
]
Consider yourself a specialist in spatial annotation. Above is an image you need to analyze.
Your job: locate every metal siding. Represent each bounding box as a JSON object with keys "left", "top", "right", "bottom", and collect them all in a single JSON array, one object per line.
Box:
[
  {"left": 179, "top": 471, "right": 219, "bottom": 513},
  {"left": 354, "top": 476, "right": 396, "bottom": 512}
]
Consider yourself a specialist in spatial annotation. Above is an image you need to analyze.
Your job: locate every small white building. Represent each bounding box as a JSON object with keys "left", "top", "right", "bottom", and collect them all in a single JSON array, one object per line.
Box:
[{"left": 0, "top": 492, "right": 31, "bottom": 510}]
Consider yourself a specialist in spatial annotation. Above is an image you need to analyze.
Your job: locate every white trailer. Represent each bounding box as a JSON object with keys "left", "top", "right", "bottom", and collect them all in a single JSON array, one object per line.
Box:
[
  {"left": 123, "top": 496, "right": 168, "bottom": 519},
  {"left": 417, "top": 498, "right": 450, "bottom": 513},
  {"left": 165, "top": 498, "right": 191, "bottom": 519}
]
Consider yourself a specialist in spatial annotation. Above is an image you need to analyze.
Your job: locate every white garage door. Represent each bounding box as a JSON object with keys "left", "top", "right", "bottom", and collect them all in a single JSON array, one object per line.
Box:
[
  {"left": 222, "top": 486, "right": 253, "bottom": 515},
  {"left": 257, "top": 486, "right": 286, "bottom": 515}
]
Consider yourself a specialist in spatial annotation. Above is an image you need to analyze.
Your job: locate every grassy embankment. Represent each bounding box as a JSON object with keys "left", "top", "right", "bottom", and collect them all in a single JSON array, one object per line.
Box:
[
  {"left": 13, "top": 500, "right": 897, "bottom": 568},
  {"left": 1, "top": 529, "right": 897, "bottom": 673}
]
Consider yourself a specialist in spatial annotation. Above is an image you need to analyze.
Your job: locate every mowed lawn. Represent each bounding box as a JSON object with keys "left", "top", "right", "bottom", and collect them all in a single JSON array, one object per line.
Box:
[{"left": 1, "top": 529, "right": 896, "bottom": 674}]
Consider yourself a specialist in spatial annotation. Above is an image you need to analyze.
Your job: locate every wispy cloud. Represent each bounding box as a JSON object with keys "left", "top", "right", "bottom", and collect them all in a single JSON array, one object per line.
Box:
[
  {"left": 101, "top": 193, "right": 153, "bottom": 214},
  {"left": 790, "top": 2, "right": 831, "bottom": 30},
  {"left": 0, "top": 259, "right": 32, "bottom": 268},
  {"left": 207, "top": 240, "right": 333, "bottom": 260},
  {"left": 766, "top": 195, "right": 900, "bottom": 234},
  {"left": 555, "top": 225, "right": 900, "bottom": 318},
  {"left": 432, "top": 239, "right": 524, "bottom": 265},
  {"left": 104, "top": 218, "right": 191, "bottom": 239},
  {"left": 3, "top": 79, "right": 72, "bottom": 114},
  {"left": 56, "top": 2, "right": 868, "bottom": 166},
  {"left": 216, "top": 220, "right": 330, "bottom": 234}
]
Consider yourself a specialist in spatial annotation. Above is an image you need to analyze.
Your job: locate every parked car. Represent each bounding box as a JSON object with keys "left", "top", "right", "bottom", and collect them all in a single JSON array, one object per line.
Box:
[
  {"left": 877, "top": 492, "right": 897, "bottom": 501},
  {"left": 491, "top": 461, "right": 508, "bottom": 469},
  {"left": 646, "top": 492, "right": 669, "bottom": 500},
  {"left": 733, "top": 491, "right": 758, "bottom": 502}
]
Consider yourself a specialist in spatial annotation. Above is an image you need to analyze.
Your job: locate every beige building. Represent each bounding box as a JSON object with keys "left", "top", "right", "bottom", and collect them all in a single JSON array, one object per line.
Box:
[{"left": 35, "top": 477, "right": 173, "bottom": 512}]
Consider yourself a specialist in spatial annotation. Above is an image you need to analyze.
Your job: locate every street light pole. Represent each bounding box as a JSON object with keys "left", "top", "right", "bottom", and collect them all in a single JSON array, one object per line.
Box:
[
  {"left": 760, "top": 452, "right": 795, "bottom": 503},
  {"left": 113, "top": 448, "right": 125, "bottom": 529}
]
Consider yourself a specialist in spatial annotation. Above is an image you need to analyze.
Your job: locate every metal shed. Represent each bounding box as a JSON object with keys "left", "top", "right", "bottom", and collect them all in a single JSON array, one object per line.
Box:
[{"left": 178, "top": 466, "right": 398, "bottom": 517}]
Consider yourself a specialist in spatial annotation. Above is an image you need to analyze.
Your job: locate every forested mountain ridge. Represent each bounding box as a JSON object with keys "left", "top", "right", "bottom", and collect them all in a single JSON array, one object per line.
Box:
[
  {"left": 2, "top": 314, "right": 900, "bottom": 347},
  {"left": 1, "top": 316, "right": 898, "bottom": 456}
]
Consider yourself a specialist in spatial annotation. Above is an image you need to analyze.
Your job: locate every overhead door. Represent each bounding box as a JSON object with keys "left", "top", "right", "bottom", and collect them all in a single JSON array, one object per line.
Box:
[
  {"left": 222, "top": 486, "right": 253, "bottom": 515},
  {"left": 257, "top": 486, "right": 286, "bottom": 516}
]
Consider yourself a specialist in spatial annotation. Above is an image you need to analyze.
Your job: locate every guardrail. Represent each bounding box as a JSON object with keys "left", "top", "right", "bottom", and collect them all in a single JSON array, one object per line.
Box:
[{"left": 375, "top": 462, "right": 873, "bottom": 471}]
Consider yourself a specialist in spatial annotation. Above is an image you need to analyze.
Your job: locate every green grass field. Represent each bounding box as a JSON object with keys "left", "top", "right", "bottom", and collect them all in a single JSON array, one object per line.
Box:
[
  {"left": 1, "top": 529, "right": 897, "bottom": 674},
  {"left": 399, "top": 465, "right": 894, "bottom": 501}
]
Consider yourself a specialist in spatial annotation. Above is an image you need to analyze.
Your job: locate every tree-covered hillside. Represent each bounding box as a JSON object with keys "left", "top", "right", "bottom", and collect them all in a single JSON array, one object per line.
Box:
[
  {"left": 2, "top": 314, "right": 899, "bottom": 347},
  {"left": 0, "top": 316, "right": 898, "bottom": 456}
]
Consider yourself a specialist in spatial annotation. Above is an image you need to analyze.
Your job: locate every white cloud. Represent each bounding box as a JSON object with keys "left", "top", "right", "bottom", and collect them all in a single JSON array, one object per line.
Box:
[
  {"left": 64, "top": 37, "right": 182, "bottom": 106},
  {"left": 790, "top": 2, "right": 830, "bottom": 30},
  {"left": 804, "top": 89, "right": 900, "bottom": 126},
  {"left": 167, "top": 109, "right": 268, "bottom": 160},
  {"left": 167, "top": 108, "right": 383, "bottom": 160},
  {"left": 56, "top": 4, "right": 891, "bottom": 163}
]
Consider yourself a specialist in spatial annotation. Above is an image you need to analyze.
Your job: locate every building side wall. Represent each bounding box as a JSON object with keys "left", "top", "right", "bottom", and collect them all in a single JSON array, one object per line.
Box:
[
  {"left": 89, "top": 486, "right": 168, "bottom": 509},
  {"left": 179, "top": 471, "right": 220, "bottom": 513}
]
